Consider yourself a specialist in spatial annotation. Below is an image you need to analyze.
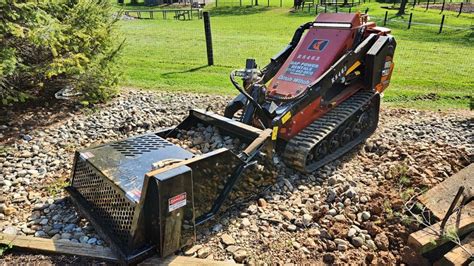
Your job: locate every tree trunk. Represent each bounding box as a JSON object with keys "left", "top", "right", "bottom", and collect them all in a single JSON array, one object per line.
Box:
[{"left": 397, "top": 0, "right": 407, "bottom": 15}]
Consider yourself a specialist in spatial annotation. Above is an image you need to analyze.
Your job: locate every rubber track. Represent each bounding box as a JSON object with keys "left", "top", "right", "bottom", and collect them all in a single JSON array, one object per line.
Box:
[{"left": 282, "top": 90, "right": 376, "bottom": 173}]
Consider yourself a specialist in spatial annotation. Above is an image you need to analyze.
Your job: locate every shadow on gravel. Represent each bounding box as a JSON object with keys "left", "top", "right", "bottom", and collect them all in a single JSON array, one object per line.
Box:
[{"left": 0, "top": 99, "right": 80, "bottom": 145}]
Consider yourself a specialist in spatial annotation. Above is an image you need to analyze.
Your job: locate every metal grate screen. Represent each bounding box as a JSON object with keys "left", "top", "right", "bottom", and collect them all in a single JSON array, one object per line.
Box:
[
  {"left": 109, "top": 134, "right": 173, "bottom": 157},
  {"left": 72, "top": 159, "right": 136, "bottom": 245}
]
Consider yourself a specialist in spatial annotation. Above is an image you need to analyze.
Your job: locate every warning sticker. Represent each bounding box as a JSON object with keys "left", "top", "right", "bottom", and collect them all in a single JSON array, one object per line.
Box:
[
  {"left": 125, "top": 188, "right": 142, "bottom": 203},
  {"left": 168, "top": 192, "right": 187, "bottom": 212}
]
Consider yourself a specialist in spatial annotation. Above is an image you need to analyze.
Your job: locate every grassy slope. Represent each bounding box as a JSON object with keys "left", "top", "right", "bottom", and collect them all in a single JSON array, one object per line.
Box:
[{"left": 116, "top": 1, "right": 473, "bottom": 109}]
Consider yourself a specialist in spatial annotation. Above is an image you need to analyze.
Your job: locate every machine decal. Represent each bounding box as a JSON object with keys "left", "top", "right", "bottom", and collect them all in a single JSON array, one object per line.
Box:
[
  {"left": 296, "top": 54, "right": 320, "bottom": 61},
  {"left": 330, "top": 65, "right": 348, "bottom": 84},
  {"left": 277, "top": 74, "right": 311, "bottom": 85},
  {"left": 307, "top": 39, "right": 329, "bottom": 52},
  {"left": 271, "top": 126, "right": 279, "bottom": 140},
  {"left": 281, "top": 112, "right": 292, "bottom": 124},
  {"left": 277, "top": 61, "right": 320, "bottom": 85},
  {"left": 345, "top": 60, "right": 361, "bottom": 75},
  {"left": 286, "top": 61, "right": 319, "bottom": 77},
  {"left": 168, "top": 192, "right": 187, "bottom": 212}
]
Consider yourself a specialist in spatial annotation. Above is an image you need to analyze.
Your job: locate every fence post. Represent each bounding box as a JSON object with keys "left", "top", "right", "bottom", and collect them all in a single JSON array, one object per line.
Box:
[
  {"left": 349, "top": 6, "right": 351, "bottom": 12},
  {"left": 440, "top": 0, "right": 444, "bottom": 13},
  {"left": 215, "top": 0, "right": 217, "bottom": 7},
  {"left": 324, "top": 3, "right": 327, "bottom": 12},
  {"left": 364, "top": 7, "right": 369, "bottom": 13},
  {"left": 425, "top": 0, "right": 429, "bottom": 10},
  {"left": 408, "top": 12, "right": 413, "bottom": 29},
  {"left": 335, "top": 4, "right": 338, "bottom": 12},
  {"left": 268, "top": 0, "right": 270, "bottom": 7},
  {"left": 383, "top": 10, "right": 388, "bottom": 26},
  {"left": 280, "top": 0, "right": 282, "bottom": 7},
  {"left": 457, "top": 2, "right": 463, "bottom": 17},
  {"left": 412, "top": 0, "right": 416, "bottom": 8},
  {"left": 203, "top": 12, "right": 214, "bottom": 66},
  {"left": 439, "top": 14, "right": 445, "bottom": 33},
  {"left": 240, "top": 0, "right": 242, "bottom": 6}
]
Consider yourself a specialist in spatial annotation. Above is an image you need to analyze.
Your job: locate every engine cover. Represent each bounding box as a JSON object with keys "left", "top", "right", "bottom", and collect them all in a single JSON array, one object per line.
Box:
[{"left": 267, "top": 13, "right": 361, "bottom": 99}]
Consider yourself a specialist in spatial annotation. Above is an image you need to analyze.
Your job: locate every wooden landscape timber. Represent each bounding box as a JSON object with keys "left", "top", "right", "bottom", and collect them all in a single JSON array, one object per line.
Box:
[
  {"left": 0, "top": 233, "right": 118, "bottom": 261},
  {"left": 0, "top": 233, "right": 235, "bottom": 265},
  {"left": 407, "top": 209, "right": 474, "bottom": 253},
  {"left": 139, "top": 255, "right": 237, "bottom": 265},
  {"left": 408, "top": 163, "right": 473, "bottom": 264},
  {"left": 418, "top": 163, "right": 474, "bottom": 220},
  {"left": 435, "top": 232, "right": 474, "bottom": 266}
]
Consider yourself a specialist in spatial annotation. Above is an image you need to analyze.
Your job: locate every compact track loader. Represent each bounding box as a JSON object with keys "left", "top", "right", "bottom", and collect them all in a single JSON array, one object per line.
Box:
[{"left": 67, "top": 12, "right": 396, "bottom": 263}]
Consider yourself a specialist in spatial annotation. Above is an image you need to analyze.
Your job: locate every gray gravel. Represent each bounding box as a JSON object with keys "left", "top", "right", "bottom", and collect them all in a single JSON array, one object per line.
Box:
[
  {"left": 0, "top": 89, "right": 472, "bottom": 264},
  {"left": 0, "top": 90, "right": 230, "bottom": 245}
]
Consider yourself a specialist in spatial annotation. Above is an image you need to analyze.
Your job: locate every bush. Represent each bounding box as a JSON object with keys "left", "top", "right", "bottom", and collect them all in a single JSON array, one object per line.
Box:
[{"left": 0, "top": 0, "right": 123, "bottom": 105}]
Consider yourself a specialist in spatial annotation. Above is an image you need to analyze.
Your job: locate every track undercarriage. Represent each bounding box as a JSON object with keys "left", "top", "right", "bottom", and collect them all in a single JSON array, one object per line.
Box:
[{"left": 282, "top": 90, "right": 380, "bottom": 172}]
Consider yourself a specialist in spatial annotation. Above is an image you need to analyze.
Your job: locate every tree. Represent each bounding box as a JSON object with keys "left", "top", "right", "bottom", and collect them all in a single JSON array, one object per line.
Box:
[
  {"left": 0, "top": 0, "right": 123, "bottom": 105},
  {"left": 397, "top": 0, "right": 408, "bottom": 15}
]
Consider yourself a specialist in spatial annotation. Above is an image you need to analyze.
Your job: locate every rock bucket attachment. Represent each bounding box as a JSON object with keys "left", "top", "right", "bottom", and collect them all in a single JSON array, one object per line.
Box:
[{"left": 66, "top": 109, "right": 275, "bottom": 264}]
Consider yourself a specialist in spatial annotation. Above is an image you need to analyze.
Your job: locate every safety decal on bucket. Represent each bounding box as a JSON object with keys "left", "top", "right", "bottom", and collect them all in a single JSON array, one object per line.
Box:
[
  {"left": 125, "top": 188, "right": 142, "bottom": 203},
  {"left": 79, "top": 152, "right": 94, "bottom": 161},
  {"left": 168, "top": 192, "right": 187, "bottom": 212}
]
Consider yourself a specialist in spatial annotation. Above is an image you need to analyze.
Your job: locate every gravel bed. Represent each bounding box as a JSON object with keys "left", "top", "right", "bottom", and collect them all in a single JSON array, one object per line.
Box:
[
  {"left": 167, "top": 124, "right": 247, "bottom": 155},
  {"left": 0, "top": 89, "right": 472, "bottom": 264},
  {"left": 0, "top": 90, "right": 230, "bottom": 248}
]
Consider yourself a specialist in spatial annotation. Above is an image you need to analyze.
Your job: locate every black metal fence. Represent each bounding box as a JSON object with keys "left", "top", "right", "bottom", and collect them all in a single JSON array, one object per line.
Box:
[{"left": 212, "top": 0, "right": 365, "bottom": 8}]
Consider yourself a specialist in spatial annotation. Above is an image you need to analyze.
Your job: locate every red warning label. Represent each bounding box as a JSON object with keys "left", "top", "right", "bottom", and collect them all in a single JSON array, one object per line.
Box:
[{"left": 168, "top": 192, "right": 187, "bottom": 212}]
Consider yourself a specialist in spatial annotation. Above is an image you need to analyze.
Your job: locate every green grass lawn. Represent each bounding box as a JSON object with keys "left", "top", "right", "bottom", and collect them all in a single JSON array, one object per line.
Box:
[{"left": 115, "top": 1, "right": 473, "bottom": 109}]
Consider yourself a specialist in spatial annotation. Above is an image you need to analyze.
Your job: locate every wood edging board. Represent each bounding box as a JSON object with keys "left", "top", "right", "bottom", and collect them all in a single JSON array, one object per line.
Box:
[
  {"left": 408, "top": 207, "right": 474, "bottom": 254},
  {"left": 0, "top": 233, "right": 118, "bottom": 261},
  {"left": 436, "top": 232, "right": 474, "bottom": 266},
  {"left": 0, "top": 233, "right": 235, "bottom": 265},
  {"left": 418, "top": 163, "right": 474, "bottom": 220},
  {"left": 140, "top": 255, "right": 237, "bottom": 265}
]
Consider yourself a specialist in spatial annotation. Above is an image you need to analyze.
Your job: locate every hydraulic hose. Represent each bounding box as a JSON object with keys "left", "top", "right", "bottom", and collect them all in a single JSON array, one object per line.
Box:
[{"left": 229, "top": 70, "right": 266, "bottom": 116}]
